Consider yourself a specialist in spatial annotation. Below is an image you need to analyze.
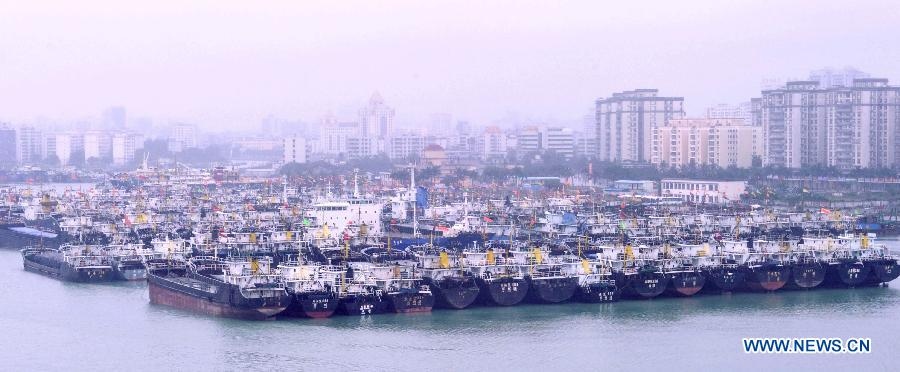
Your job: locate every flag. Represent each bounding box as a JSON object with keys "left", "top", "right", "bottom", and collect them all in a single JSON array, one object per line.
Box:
[
  {"left": 820, "top": 208, "right": 832, "bottom": 214},
  {"left": 416, "top": 187, "right": 429, "bottom": 209},
  {"left": 483, "top": 216, "right": 494, "bottom": 223},
  {"left": 124, "top": 215, "right": 132, "bottom": 227}
]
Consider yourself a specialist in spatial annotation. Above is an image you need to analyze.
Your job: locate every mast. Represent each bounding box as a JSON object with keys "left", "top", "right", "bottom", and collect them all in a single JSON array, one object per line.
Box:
[
  {"left": 353, "top": 168, "right": 360, "bottom": 198},
  {"left": 411, "top": 165, "right": 418, "bottom": 238}
]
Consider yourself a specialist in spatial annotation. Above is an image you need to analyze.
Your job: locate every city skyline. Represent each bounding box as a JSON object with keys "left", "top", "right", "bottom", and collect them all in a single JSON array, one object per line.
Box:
[{"left": 2, "top": 1, "right": 899, "bottom": 128}]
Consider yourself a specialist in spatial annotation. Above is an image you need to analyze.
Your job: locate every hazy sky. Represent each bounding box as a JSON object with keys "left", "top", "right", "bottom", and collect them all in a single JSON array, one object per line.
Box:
[{"left": 1, "top": 0, "right": 898, "bottom": 130}]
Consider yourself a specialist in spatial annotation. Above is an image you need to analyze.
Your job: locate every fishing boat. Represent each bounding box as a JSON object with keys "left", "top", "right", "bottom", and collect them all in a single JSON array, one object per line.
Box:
[
  {"left": 147, "top": 256, "right": 290, "bottom": 320},
  {"left": 21, "top": 245, "right": 116, "bottom": 282}
]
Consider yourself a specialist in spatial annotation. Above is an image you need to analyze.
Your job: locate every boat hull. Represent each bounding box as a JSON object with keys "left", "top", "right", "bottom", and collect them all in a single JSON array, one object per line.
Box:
[
  {"left": 426, "top": 277, "right": 480, "bottom": 310},
  {"left": 788, "top": 262, "right": 826, "bottom": 289},
  {"left": 526, "top": 277, "right": 577, "bottom": 303},
  {"left": 285, "top": 291, "right": 339, "bottom": 318},
  {"left": 148, "top": 278, "right": 287, "bottom": 320},
  {"left": 704, "top": 267, "right": 745, "bottom": 292},
  {"left": 387, "top": 291, "right": 435, "bottom": 313},
  {"left": 666, "top": 271, "right": 706, "bottom": 297},
  {"left": 866, "top": 259, "right": 900, "bottom": 285},
  {"left": 622, "top": 271, "right": 668, "bottom": 299},
  {"left": 825, "top": 261, "right": 870, "bottom": 287},
  {"left": 476, "top": 277, "right": 529, "bottom": 306},
  {"left": 337, "top": 294, "right": 388, "bottom": 316},
  {"left": 574, "top": 281, "right": 619, "bottom": 303},
  {"left": 743, "top": 264, "right": 790, "bottom": 292}
]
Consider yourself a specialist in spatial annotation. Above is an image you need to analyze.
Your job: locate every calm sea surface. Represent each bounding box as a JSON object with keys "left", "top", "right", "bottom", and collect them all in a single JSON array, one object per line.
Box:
[{"left": 3, "top": 240, "right": 899, "bottom": 371}]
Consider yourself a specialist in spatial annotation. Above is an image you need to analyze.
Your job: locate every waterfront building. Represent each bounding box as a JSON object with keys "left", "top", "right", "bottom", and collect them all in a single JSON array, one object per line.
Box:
[
  {"left": 596, "top": 89, "right": 685, "bottom": 162},
  {"left": 660, "top": 179, "right": 746, "bottom": 204},
  {"left": 652, "top": 118, "right": 761, "bottom": 169}
]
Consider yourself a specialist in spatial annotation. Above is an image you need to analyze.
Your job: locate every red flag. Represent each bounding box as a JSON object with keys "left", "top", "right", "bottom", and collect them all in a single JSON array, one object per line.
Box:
[
  {"left": 820, "top": 208, "right": 832, "bottom": 214},
  {"left": 483, "top": 216, "right": 494, "bottom": 223}
]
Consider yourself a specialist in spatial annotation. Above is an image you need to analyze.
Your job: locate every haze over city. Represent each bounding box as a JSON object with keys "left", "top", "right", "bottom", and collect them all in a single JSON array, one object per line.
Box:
[{"left": 2, "top": 0, "right": 899, "bottom": 129}]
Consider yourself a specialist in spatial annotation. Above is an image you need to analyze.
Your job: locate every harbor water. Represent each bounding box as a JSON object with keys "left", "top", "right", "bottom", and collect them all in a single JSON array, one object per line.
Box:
[{"left": 3, "top": 240, "right": 900, "bottom": 371}]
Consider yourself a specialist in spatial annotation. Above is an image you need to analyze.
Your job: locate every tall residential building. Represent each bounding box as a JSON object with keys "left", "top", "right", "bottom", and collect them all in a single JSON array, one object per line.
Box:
[
  {"left": 346, "top": 137, "right": 385, "bottom": 159},
  {"left": 358, "top": 92, "right": 394, "bottom": 139},
  {"left": 112, "top": 132, "right": 142, "bottom": 166},
  {"left": 516, "top": 127, "right": 542, "bottom": 153},
  {"left": 83, "top": 131, "right": 112, "bottom": 160},
  {"left": 319, "top": 118, "right": 359, "bottom": 155},
  {"left": 54, "top": 132, "right": 84, "bottom": 166},
  {"left": 596, "top": 89, "right": 685, "bottom": 162},
  {"left": 388, "top": 133, "right": 425, "bottom": 160},
  {"left": 652, "top": 118, "right": 761, "bottom": 168},
  {"left": 0, "top": 124, "right": 16, "bottom": 168},
  {"left": 170, "top": 124, "right": 198, "bottom": 152},
  {"left": 16, "top": 126, "right": 42, "bottom": 164},
  {"left": 760, "top": 78, "right": 900, "bottom": 169},
  {"left": 809, "top": 67, "right": 870, "bottom": 89},
  {"left": 542, "top": 127, "right": 575, "bottom": 159},
  {"left": 481, "top": 126, "right": 510, "bottom": 160},
  {"left": 283, "top": 135, "right": 307, "bottom": 164}
]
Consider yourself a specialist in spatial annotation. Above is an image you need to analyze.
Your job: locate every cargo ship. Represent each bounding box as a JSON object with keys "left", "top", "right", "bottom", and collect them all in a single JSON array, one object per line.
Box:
[
  {"left": 574, "top": 259, "right": 619, "bottom": 303},
  {"left": 523, "top": 249, "right": 577, "bottom": 304},
  {"left": 621, "top": 264, "right": 669, "bottom": 299},
  {"left": 467, "top": 248, "right": 530, "bottom": 306},
  {"left": 21, "top": 245, "right": 116, "bottom": 282},
  {"left": 1, "top": 222, "right": 63, "bottom": 249},
  {"left": 280, "top": 261, "right": 340, "bottom": 318},
  {"left": 365, "top": 263, "right": 434, "bottom": 313},
  {"left": 148, "top": 256, "right": 290, "bottom": 320},
  {"left": 418, "top": 249, "right": 480, "bottom": 309},
  {"left": 336, "top": 265, "right": 388, "bottom": 316}
]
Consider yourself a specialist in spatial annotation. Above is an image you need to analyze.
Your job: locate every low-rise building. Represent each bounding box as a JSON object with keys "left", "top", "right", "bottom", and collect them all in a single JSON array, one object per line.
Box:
[{"left": 660, "top": 179, "right": 746, "bottom": 204}]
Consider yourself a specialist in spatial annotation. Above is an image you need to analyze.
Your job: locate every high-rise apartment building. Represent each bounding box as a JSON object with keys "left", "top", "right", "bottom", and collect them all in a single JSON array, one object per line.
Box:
[
  {"left": 596, "top": 89, "right": 685, "bottom": 162},
  {"left": 542, "top": 127, "right": 575, "bottom": 159},
  {"left": 358, "top": 92, "right": 394, "bottom": 139},
  {"left": 0, "top": 124, "right": 16, "bottom": 168},
  {"left": 83, "top": 131, "right": 112, "bottom": 160},
  {"left": 16, "top": 126, "right": 42, "bottom": 165},
  {"left": 652, "top": 118, "right": 760, "bottom": 168},
  {"left": 760, "top": 78, "right": 900, "bottom": 169}
]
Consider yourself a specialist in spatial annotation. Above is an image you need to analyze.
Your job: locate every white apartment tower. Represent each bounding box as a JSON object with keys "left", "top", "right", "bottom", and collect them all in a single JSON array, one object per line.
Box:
[
  {"left": 358, "top": 92, "right": 395, "bottom": 139},
  {"left": 760, "top": 78, "right": 900, "bottom": 169},
  {"left": 596, "top": 89, "right": 685, "bottom": 162},
  {"left": 652, "top": 118, "right": 761, "bottom": 168}
]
